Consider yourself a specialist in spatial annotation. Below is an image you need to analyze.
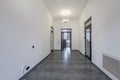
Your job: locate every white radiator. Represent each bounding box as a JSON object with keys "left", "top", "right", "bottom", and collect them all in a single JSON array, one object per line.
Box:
[{"left": 103, "top": 54, "right": 120, "bottom": 79}]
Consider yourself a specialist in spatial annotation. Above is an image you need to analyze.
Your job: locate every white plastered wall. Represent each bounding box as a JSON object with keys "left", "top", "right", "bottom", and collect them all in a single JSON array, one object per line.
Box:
[
  {"left": 78, "top": 0, "right": 120, "bottom": 80},
  {"left": 0, "top": 0, "right": 53, "bottom": 80}
]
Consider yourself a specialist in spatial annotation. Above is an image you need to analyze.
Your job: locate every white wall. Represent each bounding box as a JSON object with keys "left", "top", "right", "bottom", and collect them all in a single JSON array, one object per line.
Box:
[
  {"left": 78, "top": 0, "right": 120, "bottom": 80},
  {"left": 53, "top": 19, "right": 79, "bottom": 50},
  {"left": 0, "top": 0, "right": 53, "bottom": 80}
]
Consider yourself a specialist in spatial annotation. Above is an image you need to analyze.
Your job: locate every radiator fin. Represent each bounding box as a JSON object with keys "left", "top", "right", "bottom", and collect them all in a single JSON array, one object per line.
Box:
[{"left": 103, "top": 55, "right": 120, "bottom": 79}]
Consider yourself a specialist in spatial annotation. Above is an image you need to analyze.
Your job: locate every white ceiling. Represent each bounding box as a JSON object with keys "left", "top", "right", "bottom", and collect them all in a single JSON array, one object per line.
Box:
[{"left": 43, "top": 0, "right": 88, "bottom": 19}]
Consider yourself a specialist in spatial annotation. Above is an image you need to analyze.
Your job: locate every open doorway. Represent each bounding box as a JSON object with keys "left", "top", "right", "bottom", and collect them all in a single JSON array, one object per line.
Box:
[
  {"left": 61, "top": 28, "right": 72, "bottom": 51},
  {"left": 50, "top": 26, "right": 54, "bottom": 52},
  {"left": 85, "top": 17, "right": 92, "bottom": 61}
]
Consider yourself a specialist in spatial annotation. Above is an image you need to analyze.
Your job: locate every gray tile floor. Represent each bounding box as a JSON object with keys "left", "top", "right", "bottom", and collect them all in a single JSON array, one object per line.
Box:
[{"left": 20, "top": 50, "right": 112, "bottom": 80}]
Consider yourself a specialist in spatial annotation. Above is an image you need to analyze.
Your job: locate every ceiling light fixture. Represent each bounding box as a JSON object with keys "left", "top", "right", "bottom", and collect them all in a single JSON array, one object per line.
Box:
[
  {"left": 62, "top": 19, "right": 69, "bottom": 23},
  {"left": 60, "top": 9, "right": 71, "bottom": 23}
]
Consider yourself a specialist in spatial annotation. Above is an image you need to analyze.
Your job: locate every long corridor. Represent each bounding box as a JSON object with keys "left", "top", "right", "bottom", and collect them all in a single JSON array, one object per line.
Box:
[{"left": 20, "top": 50, "right": 111, "bottom": 80}]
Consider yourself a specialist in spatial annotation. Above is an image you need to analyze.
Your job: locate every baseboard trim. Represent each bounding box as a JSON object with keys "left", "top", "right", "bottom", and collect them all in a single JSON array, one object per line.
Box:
[
  {"left": 19, "top": 53, "right": 51, "bottom": 80},
  {"left": 72, "top": 50, "right": 79, "bottom": 51},
  {"left": 77, "top": 50, "right": 85, "bottom": 56},
  {"left": 54, "top": 49, "right": 61, "bottom": 51},
  {"left": 77, "top": 50, "right": 112, "bottom": 80},
  {"left": 92, "top": 62, "right": 112, "bottom": 79}
]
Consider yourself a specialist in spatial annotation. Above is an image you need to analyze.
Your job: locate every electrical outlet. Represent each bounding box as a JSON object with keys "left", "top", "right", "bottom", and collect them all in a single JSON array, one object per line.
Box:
[
  {"left": 26, "top": 66, "right": 30, "bottom": 71},
  {"left": 32, "top": 45, "right": 35, "bottom": 48},
  {"left": 22, "top": 65, "right": 30, "bottom": 75}
]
